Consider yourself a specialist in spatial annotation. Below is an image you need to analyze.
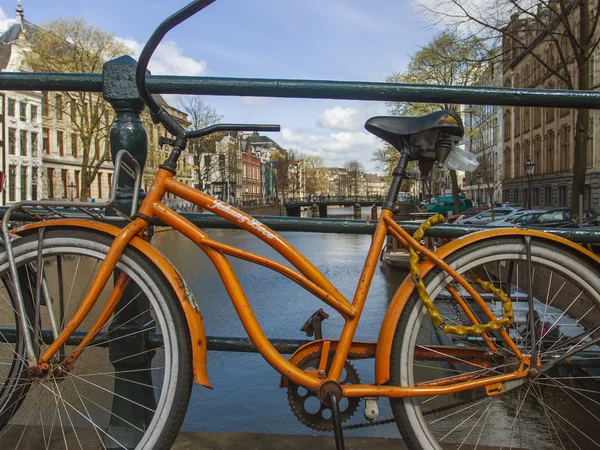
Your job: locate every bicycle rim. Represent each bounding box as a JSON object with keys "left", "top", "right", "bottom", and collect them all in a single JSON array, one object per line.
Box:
[
  {"left": 0, "top": 230, "right": 192, "bottom": 449},
  {"left": 390, "top": 237, "right": 600, "bottom": 450}
]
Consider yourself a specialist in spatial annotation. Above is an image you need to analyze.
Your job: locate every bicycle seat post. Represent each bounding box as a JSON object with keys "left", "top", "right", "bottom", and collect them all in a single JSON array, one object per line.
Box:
[{"left": 382, "top": 146, "right": 410, "bottom": 211}]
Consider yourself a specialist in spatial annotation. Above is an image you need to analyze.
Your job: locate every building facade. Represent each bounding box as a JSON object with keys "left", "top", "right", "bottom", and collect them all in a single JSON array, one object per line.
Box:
[{"left": 501, "top": 5, "right": 600, "bottom": 212}]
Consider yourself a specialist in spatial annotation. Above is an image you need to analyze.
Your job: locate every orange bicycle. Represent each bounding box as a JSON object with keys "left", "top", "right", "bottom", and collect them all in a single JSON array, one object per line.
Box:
[{"left": 1, "top": 1, "right": 599, "bottom": 449}]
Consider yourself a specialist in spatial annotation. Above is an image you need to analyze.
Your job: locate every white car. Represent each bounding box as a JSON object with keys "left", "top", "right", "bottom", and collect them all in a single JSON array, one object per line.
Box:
[
  {"left": 459, "top": 207, "right": 522, "bottom": 225},
  {"left": 487, "top": 209, "right": 546, "bottom": 227}
]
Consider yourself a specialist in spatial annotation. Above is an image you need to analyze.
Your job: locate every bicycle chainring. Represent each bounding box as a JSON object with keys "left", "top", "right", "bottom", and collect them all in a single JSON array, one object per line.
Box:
[{"left": 287, "top": 351, "right": 360, "bottom": 431}]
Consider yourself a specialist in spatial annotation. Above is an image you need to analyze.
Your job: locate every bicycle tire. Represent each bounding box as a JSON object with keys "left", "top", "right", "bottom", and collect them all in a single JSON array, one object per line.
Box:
[
  {"left": 0, "top": 228, "right": 192, "bottom": 449},
  {"left": 0, "top": 267, "right": 36, "bottom": 431},
  {"left": 390, "top": 236, "right": 600, "bottom": 450}
]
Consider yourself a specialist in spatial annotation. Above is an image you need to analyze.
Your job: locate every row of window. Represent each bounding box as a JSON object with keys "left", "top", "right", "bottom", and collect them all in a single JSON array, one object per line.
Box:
[
  {"left": 7, "top": 128, "right": 39, "bottom": 157},
  {"left": 44, "top": 168, "right": 111, "bottom": 201},
  {"left": 6, "top": 165, "right": 39, "bottom": 203},
  {"left": 5, "top": 98, "right": 38, "bottom": 122},
  {"left": 503, "top": 123, "right": 595, "bottom": 179},
  {"left": 503, "top": 184, "right": 575, "bottom": 208},
  {"left": 503, "top": 105, "right": 567, "bottom": 141},
  {"left": 243, "top": 163, "right": 261, "bottom": 180}
]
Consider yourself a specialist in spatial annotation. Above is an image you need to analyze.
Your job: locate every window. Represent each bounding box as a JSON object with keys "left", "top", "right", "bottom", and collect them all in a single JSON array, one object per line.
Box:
[
  {"left": 47, "top": 168, "right": 54, "bottom": 199},
  {"left": 42, "top": 128, "right": 50, "bottom": 154},
  {"left": 514, "top": 189, "right": 519, "bottom": 204},
  {"left": 7, "top": 98, "right": 15, "bottom": 117},
  {"left": 70, "top": 100, "right": 77, "bottom": 123},
  {"left": 61, "top": 169, "right": 68, "bottom": 198},
  {"left": 108, "top": 173, "right": 112, "bottom": 193},
  {"left": 95, "top": 139, "right": 100, "bottom": 160},
  {"left": 71, "top": 134, "right": 78, "bottom": 158},
  {"left": 204, "top": 154, "right": 212, "bottom": 168},
  {"left": 56, "top": 94, "right": 63, "bottom": 120},
  {"left": 19, "top": 102, "right": 26, "bottom": 121},
  {"left": 31, "top": 170, "right": 38, "bottom": 201},
  {"left": 42, "top": 92, "right": 49, "bottom": 117},
  {"left": 533, "top": 107, "right": 541, "bottom": 128},
  {"left": 514, "top": 143, "right": 521, "bottom": 178},
  {"left": 533, "top": 135, "right": 542, "bottom": 173},
  {"left": 559, "top": 126, "right": 570, "bottom": 171},
  {"left": 98, "top": 173, "right": 103, "bottom": 198},
  {"left": 20, "top": 130, "right": 27, "bottom": 156},
  {"left": 31, "top": 132, "right": 38, "bottom": 158},
  {"left": 523, "top": 108, "right": 530, "bottom": 133},
  {"left": 20, "top": 167, "right": 27, "bottom": 201},
  {"left": 559, "top": 185, "right": 567, "bottom": 206},
  {"left": 544, "top": 186, "right": 552, "bottom": 206},
  {"left": 514, "top": 107, "right": 521, "bottom": 136},
  {"left": 545, "top": 131, "right": 554, "bottom": 173},
  {"left": 8, "top": 128, "right": 16, "bottom": 155},
  {"left": 533, "top": 188, "right": 539, "bottom": 206},
  {"left": 30, "top": 104, "right": 37, "bottom": 122},
  {"left": 8, "top": 166, "right": 16, "bottom": 202},
  {"left": 75, "top": 170, "right": 80, "bottom": 199},
  {"left": 57, "top": 131, "right": 64, "bottom": 156},
  {"left": 219, "top": 154, "right": 225, "bottom": 170}
]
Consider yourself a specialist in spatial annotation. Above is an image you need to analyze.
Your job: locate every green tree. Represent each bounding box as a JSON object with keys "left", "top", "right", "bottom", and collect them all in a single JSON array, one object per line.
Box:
[
  {"left": 381, "top": 31, "right": 488, "bottom": 213},
  {"left": 23, "top": 18, "right": 130, "bottom": 200}
]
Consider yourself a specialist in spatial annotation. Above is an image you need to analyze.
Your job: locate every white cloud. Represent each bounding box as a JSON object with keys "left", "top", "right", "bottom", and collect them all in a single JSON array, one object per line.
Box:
[
  {"left": 317, "top": 106, "right": 364, "bottom": 131},
  {"left": 279, "top": 127, "right": 381, "bottom": 172},
  {"left": 239, "top": 97, "right": 271, "bottom": 107},
  {"left": 0, "top": 8, "right": 16, "bottom": 34},
  {"left": 118, "top": 38, "right": 207, "bottom": 77}
]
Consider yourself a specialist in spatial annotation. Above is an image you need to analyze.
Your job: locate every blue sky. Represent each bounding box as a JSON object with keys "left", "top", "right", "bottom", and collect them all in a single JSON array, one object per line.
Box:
[{"left": 1, "top": 0, "right": 438, "bottom": 172}]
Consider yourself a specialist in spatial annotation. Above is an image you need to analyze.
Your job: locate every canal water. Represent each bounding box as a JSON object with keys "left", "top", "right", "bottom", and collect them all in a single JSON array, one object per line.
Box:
[{"left": 152, "top": 206, "right": 405, "bottom": 437}]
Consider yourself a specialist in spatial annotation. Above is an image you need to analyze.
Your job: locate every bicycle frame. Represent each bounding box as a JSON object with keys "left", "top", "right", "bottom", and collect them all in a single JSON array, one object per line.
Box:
[{"left": 29, "top": 166, "right": 533, "bottom": 398}]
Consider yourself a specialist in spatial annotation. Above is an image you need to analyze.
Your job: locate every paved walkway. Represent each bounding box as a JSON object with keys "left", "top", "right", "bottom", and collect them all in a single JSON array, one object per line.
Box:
[
  {"left": 173, "top": 432, "right": 516, "bottom": 449},
  {"left": 173, "top": 432, "right": 407, "bottom": 450}
]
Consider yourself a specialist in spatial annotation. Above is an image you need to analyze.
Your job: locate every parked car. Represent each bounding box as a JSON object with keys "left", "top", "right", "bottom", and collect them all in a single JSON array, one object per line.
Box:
[
  {"left": 460, "top": 207, "right": 522, "bottom": 225},
  {"left": 447, "top": 206, "right": 488, "bottom": 223},
  {"left": 487, "top": 209, "right": 546, "bottom": 227},
  {"left": 427, "top": 196, "right": 473, "bottom": 216},
  {"left": 531, "top": 208, "right": 597, "bottom": 228}
]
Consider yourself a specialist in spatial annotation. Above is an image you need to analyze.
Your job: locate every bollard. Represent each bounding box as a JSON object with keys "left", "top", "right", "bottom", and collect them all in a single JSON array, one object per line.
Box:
[
  {"left": 311, "top": 203, "right": 319, "bottom": 218},
  {"left": 371, "top": 204, "right": 378, "bottom": 220},
  {"left": 103, "top": 55, "right": 154, "bottom": 449},
  {"left": 354, "top": 203, "right": 362, "bottom": 219}
]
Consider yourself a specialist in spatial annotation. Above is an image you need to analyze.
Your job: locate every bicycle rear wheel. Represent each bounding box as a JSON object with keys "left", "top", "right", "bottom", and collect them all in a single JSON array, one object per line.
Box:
[
  {"left": 0, "top": 228, "right": 192, "bottom": 449},
  {"left": 390, "top": 237, "right": 600, "bottom": 450}
]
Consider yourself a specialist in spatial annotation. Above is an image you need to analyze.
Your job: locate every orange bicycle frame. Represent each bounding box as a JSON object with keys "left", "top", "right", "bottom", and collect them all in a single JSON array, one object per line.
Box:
[{"left": 36, "top": 167, "right": 531, "bottom": 397}]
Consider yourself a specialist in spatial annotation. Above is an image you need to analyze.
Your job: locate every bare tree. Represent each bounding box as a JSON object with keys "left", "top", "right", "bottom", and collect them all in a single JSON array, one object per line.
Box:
[
  {"left": 344, "top": 160, "right": 365, "bottom": 196},
  {"left": 274, "top": 148, "right": 305, "bottom": 201},
  {"left": 304, "top": 155, "right": 328, "bottom": 195},
  {"left": 417, "top": 0, "right": 600, "bottom": 219},
  {"left": 178, "top": 96, "right": 223, "bottom": 190},
  {"left": 23, "top": 18, "right": 130, "bottom": 200}
]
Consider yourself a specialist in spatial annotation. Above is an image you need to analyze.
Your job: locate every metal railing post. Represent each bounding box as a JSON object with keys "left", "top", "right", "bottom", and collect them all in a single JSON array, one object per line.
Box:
[{"left": 102, "top": 55, "right": 154, "bottom": 449}]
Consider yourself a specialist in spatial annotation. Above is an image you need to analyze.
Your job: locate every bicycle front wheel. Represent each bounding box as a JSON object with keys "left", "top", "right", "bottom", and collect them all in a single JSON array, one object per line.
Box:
[
  {"left": 0, "top": 228, "right": 192, "bottom": 449},
  {"left": 390, "top": 236, "right": 600, "bottom": 450}
]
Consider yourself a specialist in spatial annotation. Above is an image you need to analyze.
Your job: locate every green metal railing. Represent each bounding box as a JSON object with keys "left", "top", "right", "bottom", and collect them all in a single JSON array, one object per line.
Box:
[{"left": 2, "top": 58, "right": 600, "bottom": 443}]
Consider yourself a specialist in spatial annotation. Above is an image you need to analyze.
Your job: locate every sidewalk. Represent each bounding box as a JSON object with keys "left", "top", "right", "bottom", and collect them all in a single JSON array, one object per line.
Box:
[{"left": 173, "top": 432, "right": 406, "bottom": 450}]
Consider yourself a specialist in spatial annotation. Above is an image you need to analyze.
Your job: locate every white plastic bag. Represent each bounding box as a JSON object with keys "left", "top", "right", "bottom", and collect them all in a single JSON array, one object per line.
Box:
[{"left": 444, "top": 146, "right": 480, "bottom": 172}]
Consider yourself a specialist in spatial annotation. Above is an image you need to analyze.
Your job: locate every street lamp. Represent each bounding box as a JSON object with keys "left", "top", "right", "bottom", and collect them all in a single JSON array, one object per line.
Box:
[
  {"left": 524, "top": 159, "right": 535, "bottom": 210},
  {"left": 68, "top": 182, "right": 77, "bottom": 203}
]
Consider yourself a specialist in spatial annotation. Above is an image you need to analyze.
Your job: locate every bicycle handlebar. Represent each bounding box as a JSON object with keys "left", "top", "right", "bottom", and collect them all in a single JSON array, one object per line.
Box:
[
  {"left": 188, "top": 124, "right": 281, "bottom": 139},
  {"left": 135, "top": 0, "right": 280, "bottom": 145}
]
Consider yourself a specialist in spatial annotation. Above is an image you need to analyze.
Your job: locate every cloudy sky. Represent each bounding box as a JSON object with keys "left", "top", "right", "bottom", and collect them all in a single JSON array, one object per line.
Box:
[{"left": 0, "top": 0, "right": 438, "bottom": 173}]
